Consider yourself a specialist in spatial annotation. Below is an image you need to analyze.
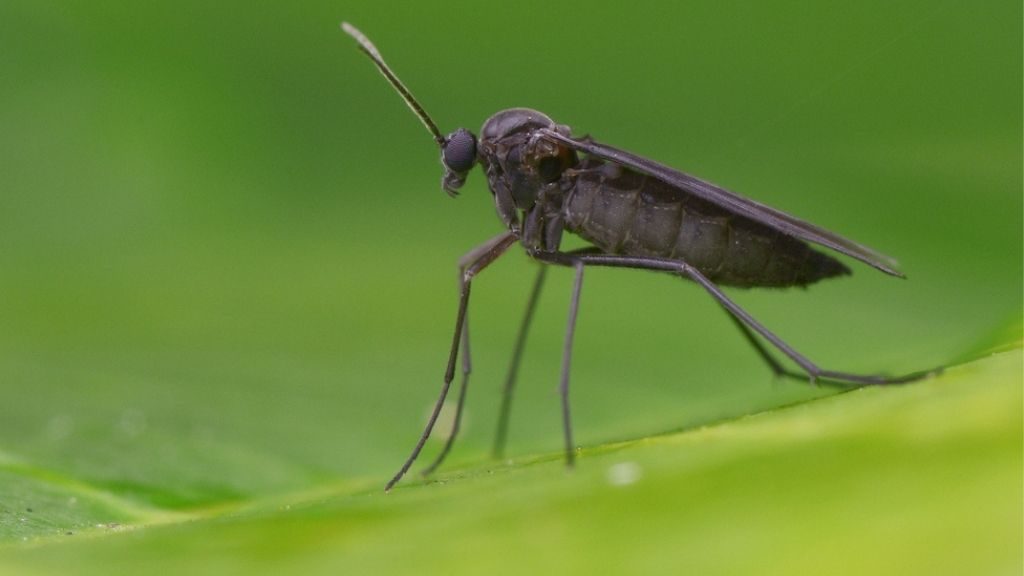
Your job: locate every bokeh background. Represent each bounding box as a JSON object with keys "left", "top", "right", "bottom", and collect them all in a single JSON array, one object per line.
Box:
[{"left": 0, "top": 0, "right": 1020, "bottom": 572}]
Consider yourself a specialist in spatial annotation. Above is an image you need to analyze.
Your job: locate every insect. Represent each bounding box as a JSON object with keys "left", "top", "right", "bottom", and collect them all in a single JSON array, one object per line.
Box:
[{"left": 341, "top": 23, "right": 939, "bottom": 491}]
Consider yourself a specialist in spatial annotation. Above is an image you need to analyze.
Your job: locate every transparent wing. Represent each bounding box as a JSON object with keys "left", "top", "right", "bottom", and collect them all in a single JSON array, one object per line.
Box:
[{"left": 539, "top": 129, "right": 904, "bottom": 277}]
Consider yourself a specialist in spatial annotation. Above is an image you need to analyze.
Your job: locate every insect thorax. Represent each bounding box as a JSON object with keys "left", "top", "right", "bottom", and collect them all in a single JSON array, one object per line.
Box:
[{"left": 479, "top": 109, "right": 579, "bottom": 233}]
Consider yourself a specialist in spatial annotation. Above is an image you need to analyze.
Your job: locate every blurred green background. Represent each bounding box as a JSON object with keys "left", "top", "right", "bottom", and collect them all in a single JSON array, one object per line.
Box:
[{"left": 0, "top": 0, "right": 1020, "bottom": 574}]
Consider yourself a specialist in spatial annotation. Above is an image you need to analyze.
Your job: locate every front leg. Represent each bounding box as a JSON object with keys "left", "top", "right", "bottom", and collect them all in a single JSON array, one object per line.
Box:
[{"left": 385, "top": 231, "right": 518, "bottom": 492}]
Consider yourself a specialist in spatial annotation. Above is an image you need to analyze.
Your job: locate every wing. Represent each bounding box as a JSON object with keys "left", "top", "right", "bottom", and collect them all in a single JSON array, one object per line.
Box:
[{"left": 539, "top": 129, "right": 904, "bottom": 277}]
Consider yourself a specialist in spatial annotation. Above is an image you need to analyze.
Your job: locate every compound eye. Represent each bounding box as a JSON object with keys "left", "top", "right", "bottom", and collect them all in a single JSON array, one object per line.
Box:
[{"left": 442, "top": 128, "right": 477, "bottom": 173}]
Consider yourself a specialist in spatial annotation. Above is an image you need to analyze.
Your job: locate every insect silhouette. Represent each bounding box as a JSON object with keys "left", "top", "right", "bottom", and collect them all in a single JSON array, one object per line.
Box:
[{"left": 341, "top": 23, "right": 939, "bottom": 491}]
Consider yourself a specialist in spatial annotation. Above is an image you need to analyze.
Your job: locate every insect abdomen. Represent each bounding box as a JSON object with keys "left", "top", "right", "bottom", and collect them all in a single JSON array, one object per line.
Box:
[{"left": 563, "top": 160, "right": 850, "bottom": 288}]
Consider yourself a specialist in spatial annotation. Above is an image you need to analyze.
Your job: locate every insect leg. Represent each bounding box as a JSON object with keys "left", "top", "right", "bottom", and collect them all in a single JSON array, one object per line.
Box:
[
  {"left": 560, "top": 261, "right": 585, "bottom": 466},
  {"left": 722, "top": 311, "right": 932, "bottom": 384},
  {"left": 723, "top": 310, "right": 800, "bottom": 379},
  {"left": 492, "top": 264, "right": 548, "bottom": 459},
  {"left": 426, "top": 233, "right": 529, "bottom": 473},
  {"left": 420, "top": 312, "right": 470, "bottom": 477},
  {"left": 708, "top": 286, "right": 937, "bottom": 381},
  {"left": 683, "top": 269, "right": 939, "bottom": 384},
  {"left": 385, "top": 232, "right": 518, "bottom": 492},
  {"left": 528, "top": 250, "right": 937, "bottom": 387}
]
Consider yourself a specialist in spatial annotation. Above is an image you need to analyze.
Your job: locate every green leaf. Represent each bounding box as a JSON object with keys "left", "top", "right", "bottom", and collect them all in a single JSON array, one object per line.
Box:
[{"left": 1, "top": 347, "right": 1020, "bottom": 575}]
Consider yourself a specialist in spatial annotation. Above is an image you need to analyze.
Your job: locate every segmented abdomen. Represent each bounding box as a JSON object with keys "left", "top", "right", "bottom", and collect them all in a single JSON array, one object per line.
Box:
[{"left": 562, "top": 159, "right": 849, "bottom": 288}]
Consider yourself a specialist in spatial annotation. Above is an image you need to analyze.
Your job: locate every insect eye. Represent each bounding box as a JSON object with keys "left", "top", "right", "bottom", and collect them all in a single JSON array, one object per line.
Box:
[{"left": 442, "top": 129, "right": 477, "bottom": 173}]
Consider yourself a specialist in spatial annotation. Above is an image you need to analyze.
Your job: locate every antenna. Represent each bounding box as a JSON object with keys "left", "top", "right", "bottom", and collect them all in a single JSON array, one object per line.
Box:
[{"left": 341, "top": 22, "right": 445, "bottom": 147}]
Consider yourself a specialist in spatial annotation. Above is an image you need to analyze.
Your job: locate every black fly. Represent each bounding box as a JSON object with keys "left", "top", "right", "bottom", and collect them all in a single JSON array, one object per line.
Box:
[{"left": 340, "top": 23, "right": 940, "bottom": 491}]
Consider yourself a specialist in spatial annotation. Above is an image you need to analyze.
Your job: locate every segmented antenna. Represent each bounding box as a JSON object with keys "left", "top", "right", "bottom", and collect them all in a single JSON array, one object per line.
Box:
[{"left": 341, "top": 22, "right": 445, "bottom": 147}]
